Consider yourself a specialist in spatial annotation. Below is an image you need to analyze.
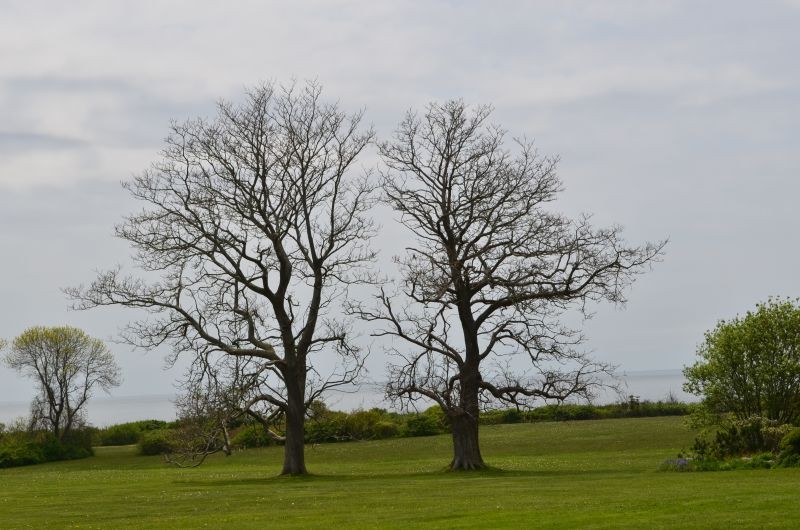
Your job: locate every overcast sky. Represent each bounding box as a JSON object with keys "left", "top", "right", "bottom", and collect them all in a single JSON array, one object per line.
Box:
[{"left": 1, "top": 0, "right": 798, "bottom": 405}]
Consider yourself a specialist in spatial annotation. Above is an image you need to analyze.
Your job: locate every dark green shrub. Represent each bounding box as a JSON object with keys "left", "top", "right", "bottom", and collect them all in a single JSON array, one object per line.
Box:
[
  {"left": 0, "top": 429, "right": 93, "bottom": 468},
  {"left": 779, "top": 427, "right": 800, "bottom": 455},
  {"left": 373, "top": 420, "right": 399, "bottom": 439},
  {"left": 403, "top": 413, "right": 443, "bottom": 437},
  {"left": 99, "top": 423, "right": 141, "bottom": 446},
  {"left": 133, "top": 420, "right": 169, "bottom": 431},
  {"left": 345, "top": 409, "right": 384, "bottom": 440},
  {"left": 96, "top": 420, "right": 170, "bottom": 447},
  {"left": 305, "top": 410, "right": 349, "bottom": 443},
  {"left": 693, "top": 416, "right": 792, "bottom": 459},
  {"left": 0, "top": 436, "right": 44, "bottom": 468},
  {"left": 499, "top": 408, "right": 523, "bottom": 424},
  {"left": 231, "top": 424, "right": 274, "bottom": 449},
  {"left": 339, "top": 408, "right": 401, "bottom": 440},
  {"left": 138, "top": 430, "right": 174, "bottom": 456},
  {"left": 54, "top": 429, "right": 93, "bottom": 459},
  {"left": 777, "top": 427, "right": 800, "bottom": 467}
]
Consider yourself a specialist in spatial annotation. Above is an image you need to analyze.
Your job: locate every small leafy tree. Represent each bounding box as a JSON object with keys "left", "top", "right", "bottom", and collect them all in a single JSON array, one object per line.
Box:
[
  {"left": 4, "top": 326, "right": 121, "bottom": 439},
  {"left": 684, "top": 298, "right": 800, "bottom": 426}
]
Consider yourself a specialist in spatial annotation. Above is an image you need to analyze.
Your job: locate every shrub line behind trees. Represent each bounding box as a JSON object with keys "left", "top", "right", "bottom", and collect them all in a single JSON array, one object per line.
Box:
[{"left": 74, "top": 399, "right": 694, "bottom": 461}]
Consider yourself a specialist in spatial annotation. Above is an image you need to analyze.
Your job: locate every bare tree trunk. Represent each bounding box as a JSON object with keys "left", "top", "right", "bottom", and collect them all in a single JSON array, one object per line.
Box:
[
  {"left": 281, "top": 376, "right": 307, "bottom": 475},
  {"left": 450, "top": 411, "right": 484, "bottom": 471},
  {"left": 450, "top": 367, "right": 485, "bottom": 470}
]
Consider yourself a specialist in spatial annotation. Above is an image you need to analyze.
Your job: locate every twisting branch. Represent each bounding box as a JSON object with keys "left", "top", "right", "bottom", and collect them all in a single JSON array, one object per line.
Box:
[
  {"left": 352, "top": 100, "right": 665, "bottom": 470},
  {"left": 66, "top": 81, "right": 376, "bottom": 475}
]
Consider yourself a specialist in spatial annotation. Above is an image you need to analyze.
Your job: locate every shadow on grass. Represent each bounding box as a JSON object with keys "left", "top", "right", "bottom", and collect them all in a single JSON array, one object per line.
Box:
[{"left": 173, "top": 466, "right": 618, "bottom": 488}]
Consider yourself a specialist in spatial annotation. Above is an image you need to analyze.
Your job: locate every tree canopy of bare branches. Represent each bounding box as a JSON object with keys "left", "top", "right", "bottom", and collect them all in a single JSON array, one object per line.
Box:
[
  {"left": 67, "top": 81, "right": 376, "bottom": 475},
  {"left": 4, "top": 326, "right": 120, "bottom": 439},
  {"left": 355, "top": 101, "right": 665, "bottom": 470}
]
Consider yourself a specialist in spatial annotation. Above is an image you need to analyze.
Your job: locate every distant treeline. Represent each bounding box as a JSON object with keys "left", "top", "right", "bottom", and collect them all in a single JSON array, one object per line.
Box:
[{"left": 86, "top": 399, "right": 694, "bottom": 456}]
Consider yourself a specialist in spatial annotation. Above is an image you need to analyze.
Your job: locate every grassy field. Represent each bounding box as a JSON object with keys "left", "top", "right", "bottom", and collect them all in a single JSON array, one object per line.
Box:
[{"left": 2, "top": 416, "right": 799, "bottom": 528}]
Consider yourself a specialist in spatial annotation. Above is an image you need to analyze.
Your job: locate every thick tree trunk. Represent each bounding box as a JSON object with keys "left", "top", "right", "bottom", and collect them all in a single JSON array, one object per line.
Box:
[
  {"left": 449, "top": 364, "right": 485, "bottom": 470},
  {"left": 281, "top": 377, "right": 308, "bottom": 475},
  {"left": 450, "top": 411, "right": 485, "bottom": 470}
]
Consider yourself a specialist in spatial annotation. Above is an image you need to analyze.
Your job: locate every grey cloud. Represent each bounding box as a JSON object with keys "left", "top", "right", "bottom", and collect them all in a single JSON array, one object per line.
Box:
[
  {"left": 0, "top": 132, "right": 88, "bottom": 153},
  {"left": 1, "top": 75, "right": 215, "bottom": 150}
]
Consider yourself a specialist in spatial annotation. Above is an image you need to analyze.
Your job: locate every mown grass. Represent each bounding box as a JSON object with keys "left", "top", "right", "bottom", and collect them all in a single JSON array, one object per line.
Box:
[{"left": 2, "top": 416, "right": 799, "bottom": 528}]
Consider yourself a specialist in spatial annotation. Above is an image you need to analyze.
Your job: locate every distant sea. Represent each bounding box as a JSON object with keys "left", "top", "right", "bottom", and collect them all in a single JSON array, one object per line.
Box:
[{"left": 0, "top": 369, "right": 693, "bottom": 427}]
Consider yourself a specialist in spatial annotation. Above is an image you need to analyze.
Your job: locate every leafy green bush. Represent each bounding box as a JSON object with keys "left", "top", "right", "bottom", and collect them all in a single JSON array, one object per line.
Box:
[
  {"left": 345, "top": 409, "right": 386, "bottom": 440},
  {"left": 777, "top": 427, "right": 800, "bottom": 467},
  {"left": 693, "top": 416, "right": 792, "bottom": 459},
  {"left": 305, "top": 410, "right": 349, "bottom": 443},
  {"left": 0, "top": 429, "right": 93, "bottom": 468},
  {"left": 684, "top": 298, "right": 800, "bottom": 426},
  {"left": 0, "top": 436, "right": 44, "bottom": 468},
  {"left": 779, "top": 427, "right": 800, "bottom": 455},
  {"left": 373, "top": 421, "right": 400, "bottom": 439},
  {"left": 403, "top": 413, "right": 444, "bottom": 437},
  {"left": 138, "top": 430, "right": 175, "bottom": 456},
  {"left": 231, "top": 424, "right": 274, "bottom": 449},
  {"left": 482, "top": 408, "right": 524, "bottom": 424},
  {"left": 99, "top": 423, "right": 140, "bottom": 446},
  {"left": 96, "top": 420, "right": 171, "bottom": 447},
  {"left": 483, "top": 400, "right": 693, "bottom": 425}
]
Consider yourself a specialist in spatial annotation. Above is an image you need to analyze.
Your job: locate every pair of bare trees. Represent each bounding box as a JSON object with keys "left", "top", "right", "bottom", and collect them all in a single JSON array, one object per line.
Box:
[{"left": 69, "top": 82, "right": 663, "bottom": 474}]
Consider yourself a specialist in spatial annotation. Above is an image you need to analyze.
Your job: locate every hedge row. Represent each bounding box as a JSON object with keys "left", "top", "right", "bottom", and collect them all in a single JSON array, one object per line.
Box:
[
  {"left": 0, "top": 429, "right": 93, "bottom": 468},
  {"left": 96, "top": 399, "right": 694, "bottom": 455},
  {"left": 480, "top": 400, "right": 694, "bottom": 425},
  {"left": 94, "top": 419, "right": 171, "bottom": 446}
]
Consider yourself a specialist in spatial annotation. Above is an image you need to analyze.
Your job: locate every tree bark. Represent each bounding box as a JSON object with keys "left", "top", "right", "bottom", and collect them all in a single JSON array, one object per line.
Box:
[
  {"left": 281, "top": 376, "right": 308, "bottom": 475},
  {"left": 449, "top": 364, "right": 485, "bottom": 471},
  {"left": 449, "top": 410, "right": 485, "bottom": 470}
]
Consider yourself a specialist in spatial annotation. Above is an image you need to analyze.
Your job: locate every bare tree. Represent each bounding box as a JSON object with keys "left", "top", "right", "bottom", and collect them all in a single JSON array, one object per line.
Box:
[
  {"left": 355, "top": 101, "right": 665, "bottom": 470},
  {"left": 165, "top": 353, "right": 289, "bottom": 468},
  {"left": 4, "top": 326, "right": 121, "bottom": 439},
  {"left": 67, "top": 81, "right": 376, "bottom": 475}
]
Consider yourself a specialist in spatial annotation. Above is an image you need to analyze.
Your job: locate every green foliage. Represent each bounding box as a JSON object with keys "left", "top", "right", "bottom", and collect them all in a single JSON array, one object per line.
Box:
[
  {"left": 779, "top": 426, "right": 800, "bottom": 454},
  {"left": 99, "top": 423, "right": 140, "bottom": 446},
  {"left": 777, "top": 427, "right": 800, "bottom": 467},
  {"left": 684, "top": 298, "right": 800, "bottom": 425},
  {"left": 4, "top": 326, "right": 121, "bottom": 439},
  {"left": 0, "top": 436, "right": 45, "bottom": 468},
  {"left": 231, "top": 424, "right": 274, "bottom": 449},
  {"left": 96, "top": 420, "right": 170, "bottom": 446},
  {"left": 482, "top": 400, "right": 693, "bottom": 425},
  {"left": 306, "top": 407, "right": 406, "bottom": 443},
  {"left": 692, "top": 416, "right": 792, "bottom": 459},
  {"left": 138, "top": 430, "right": 175, "bottom": 456},
  {"left": 346, "top": 409, "right": 392, "bottom": 439},
  {"left": 0, "top": 429, "right": 93, "bottom": 468},
  {"left": 402, "top": 409, "right": 446, "bottom": 437},
  {"left": 305, "top": 411, "right": 349, "bottom": 443}
]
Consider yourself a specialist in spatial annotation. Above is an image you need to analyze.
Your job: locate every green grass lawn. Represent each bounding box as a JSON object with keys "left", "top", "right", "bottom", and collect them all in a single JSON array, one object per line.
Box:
[{"left": 2, "top": 416, "right": 799, "bottom": 528}]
